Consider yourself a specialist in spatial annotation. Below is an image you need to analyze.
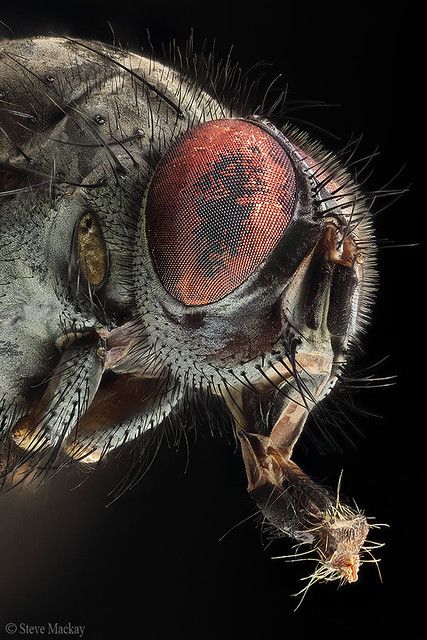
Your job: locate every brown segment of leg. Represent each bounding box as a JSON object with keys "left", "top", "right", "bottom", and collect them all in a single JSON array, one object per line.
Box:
[
  {"left": 223, "top": 347, "right": 368, "bottom": 584},
  {"left": 237, "top": 428, "right": 368, "bottom": 583}
]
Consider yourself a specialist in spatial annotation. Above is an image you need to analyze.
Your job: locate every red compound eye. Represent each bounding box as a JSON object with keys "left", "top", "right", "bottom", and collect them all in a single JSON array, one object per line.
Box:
[{"left": 146, "top": 118, "right": 297, "bottom": 306}]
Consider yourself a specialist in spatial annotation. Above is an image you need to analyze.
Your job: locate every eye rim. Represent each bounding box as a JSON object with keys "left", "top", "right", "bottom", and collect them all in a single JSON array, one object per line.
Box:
[{"left": 144, "top": 116, "right": 314, "bottom": 309}]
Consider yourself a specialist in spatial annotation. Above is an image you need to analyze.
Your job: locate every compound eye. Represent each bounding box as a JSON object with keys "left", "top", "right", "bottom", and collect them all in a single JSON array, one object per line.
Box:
[{"left": 146, "top": 118, "right": 297, "bottom": 306}]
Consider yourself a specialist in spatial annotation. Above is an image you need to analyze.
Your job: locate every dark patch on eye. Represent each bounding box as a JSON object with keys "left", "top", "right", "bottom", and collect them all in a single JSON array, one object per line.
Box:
[{"left": 194, "top": 151, "right": 267, "bottom": 277}]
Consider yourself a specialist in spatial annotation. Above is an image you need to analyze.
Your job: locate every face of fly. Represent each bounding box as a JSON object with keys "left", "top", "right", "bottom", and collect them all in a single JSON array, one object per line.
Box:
[{"left": 135, "top": 116, "right": 370, "bottom": 454}]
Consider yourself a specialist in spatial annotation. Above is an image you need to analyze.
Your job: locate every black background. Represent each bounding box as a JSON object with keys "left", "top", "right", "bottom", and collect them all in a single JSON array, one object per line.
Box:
[{"left": 0, "top": 2, "right": 422, "bottom": 639}]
